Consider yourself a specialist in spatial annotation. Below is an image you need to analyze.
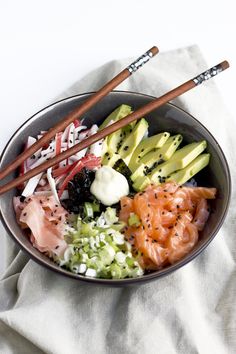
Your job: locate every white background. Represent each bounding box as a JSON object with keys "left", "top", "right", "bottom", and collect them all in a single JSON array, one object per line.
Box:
[{"left": 0, "top": 0, "right": 235, "bottom": 273}]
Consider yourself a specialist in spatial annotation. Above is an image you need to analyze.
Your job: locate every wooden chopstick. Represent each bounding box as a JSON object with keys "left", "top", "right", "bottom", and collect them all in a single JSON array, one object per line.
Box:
[
  {"left": 0, "top": 46, "right": 159, "bottom": 181},
  {"left": 0, "top": 60, "right": 229, "bottom": 195}
]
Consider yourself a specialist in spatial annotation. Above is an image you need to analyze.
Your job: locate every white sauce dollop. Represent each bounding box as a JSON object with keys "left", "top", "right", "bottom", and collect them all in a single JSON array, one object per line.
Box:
[{"left": 90, "top": 166, "right": 129, "bottom": 206}]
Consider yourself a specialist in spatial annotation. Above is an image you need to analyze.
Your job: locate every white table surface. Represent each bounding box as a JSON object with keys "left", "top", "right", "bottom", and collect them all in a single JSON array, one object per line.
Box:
[{"left": 0, "top": 0, "right": 235, "bottom": 274}]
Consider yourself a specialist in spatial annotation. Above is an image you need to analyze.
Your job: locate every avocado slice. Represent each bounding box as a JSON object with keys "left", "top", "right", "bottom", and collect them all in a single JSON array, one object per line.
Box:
[
  {"left": 133, "top": 176, "right": 151, "bottom": 191},
  {"left": 166, "top": 153, "right": 210, "bottom": 185},
  {"left": 118, "top": 119, "right": 149, "bottom": 165},
  {"left": 99, "top": 104, "right": 132, "bottom": 130},
  {"left": 102, "top": 150, "right": 121, "bottom": 167},
  {"left": 149, "top": 140, "right": 207, "bottom": 184},
  {"left": 128, "top": 132, "right": 170, "bottom": 172},
  {"left": 100, "top": 104, "right": 133, "bottom": 155},
  {"left": 130, "top": 134, "right": 183, "bottom": 181}
]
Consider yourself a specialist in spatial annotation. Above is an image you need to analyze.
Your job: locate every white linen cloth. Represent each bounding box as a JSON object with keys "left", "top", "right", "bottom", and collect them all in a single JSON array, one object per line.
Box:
[{"left": 0, "top": 46, "right": 235, "bottom": 354}]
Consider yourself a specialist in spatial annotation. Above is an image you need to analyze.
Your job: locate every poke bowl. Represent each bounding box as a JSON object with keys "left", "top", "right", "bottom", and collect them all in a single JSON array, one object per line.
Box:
[{"left": 0, "top": 91, "right": 231, "bottom": 285}]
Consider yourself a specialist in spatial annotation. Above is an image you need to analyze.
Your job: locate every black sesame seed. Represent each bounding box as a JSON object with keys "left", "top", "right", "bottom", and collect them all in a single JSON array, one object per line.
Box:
[
  {"left": 55, "top": 245, "right": 59, "bottom": 249},
  {"left": 177, "top": 205, "right": 180, "bottom": 208},
  {"left": 69, "top": 140, "right": 72, "bottom": 144},
  {"left": 141, "top": 148, "right": 144, "bottom": 152},
  {"left": 123, "top": 145, "right": 129, "bottom": 151},
  {"left": 23, "top": 212, "right": 27, "bottom": 216}
]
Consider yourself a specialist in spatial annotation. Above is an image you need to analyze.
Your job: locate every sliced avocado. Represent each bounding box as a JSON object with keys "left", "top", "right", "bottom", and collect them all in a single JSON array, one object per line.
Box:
[
  {"left": 102, "top": 150, "right": 121, "bottom": 167},
  {"left": 166, "top": 153, "right": 210, "bottom": 185},
  {"left": 150, "top": 140, "right": 207, "bottom": 184},
  {"left": 130, "top": 134, "right": 183, "bottom": 181},
  {"left": 99, "top": 104, "right": 132, "bottom": 130},
  {"left": 100, "top": 105, "right": 133, "bottom": 155},
  {"left": 128, "top": 132, "right": 170, "bottom": 172},
  {"left": 118, "top": 119, "right": 149, "bottom": 165},
  {"left": 132, "top": 175, "right": 151, "bottom": 191}
]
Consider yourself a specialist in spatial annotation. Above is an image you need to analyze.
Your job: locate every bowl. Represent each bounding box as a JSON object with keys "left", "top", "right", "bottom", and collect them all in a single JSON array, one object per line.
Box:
[{"left": 0, "top": 91, "right": 231, "bottom": 286}]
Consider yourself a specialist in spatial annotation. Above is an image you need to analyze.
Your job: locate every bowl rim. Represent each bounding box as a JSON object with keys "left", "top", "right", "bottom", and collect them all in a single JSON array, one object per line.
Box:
[{"left": 0, "top": 90, "right": 232, "bottom": 285}]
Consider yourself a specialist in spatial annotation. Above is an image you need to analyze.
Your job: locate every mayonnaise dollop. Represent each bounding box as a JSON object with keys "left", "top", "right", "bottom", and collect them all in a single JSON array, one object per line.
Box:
[{"left": 90, "top": 166, "right": 129, "bottom": 206}]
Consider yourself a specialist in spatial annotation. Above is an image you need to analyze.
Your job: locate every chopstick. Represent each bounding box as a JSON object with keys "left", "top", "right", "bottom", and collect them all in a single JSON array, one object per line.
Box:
[
  {"left": 0, "top": 60, "right": 229, "bottom": 196},
  {"left": 0, "top": 46, "right": 159, "bottom": 181}
]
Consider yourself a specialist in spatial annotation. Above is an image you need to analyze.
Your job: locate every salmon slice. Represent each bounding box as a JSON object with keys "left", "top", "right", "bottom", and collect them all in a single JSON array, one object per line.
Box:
[
  {"left": 175, "top": 187, "right": 217, "bottom": 200},
  {"left": 168, "top": 222, "right": 199, "bottom": 264},
  {"left": 193, "top": 198, "right": 210, "bottom": 231},
  {"left": 134, "top": 227, "right": 169, "bottom": 268},
  {"left": 119, "top": 196, "right": 134, "bottom": 223}
]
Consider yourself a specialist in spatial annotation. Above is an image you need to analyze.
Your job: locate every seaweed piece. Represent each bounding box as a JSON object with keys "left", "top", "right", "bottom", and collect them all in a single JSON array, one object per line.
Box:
[
  {"left": 62, "top": 167, "right": 96, "bottom": 213},
  {"left": 113, "top": 159, "right": 133, "bottom": 187}
]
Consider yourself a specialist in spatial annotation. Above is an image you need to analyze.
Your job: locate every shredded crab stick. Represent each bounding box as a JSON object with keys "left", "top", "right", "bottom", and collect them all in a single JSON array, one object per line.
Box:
[
  {"left": 58, "top": 154, "right": 101, "bottom": 198},
  {"left": 17, "top": 120, "right": 101, "bottom": 199},
  {"left": 119, "top": 182, "right": 217, "bottom": 269}
]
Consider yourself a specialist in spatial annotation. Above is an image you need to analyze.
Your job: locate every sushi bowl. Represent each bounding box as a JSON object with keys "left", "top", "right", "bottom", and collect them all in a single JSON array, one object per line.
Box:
[{"left": 0, "top": 91, "right": 231, "bottom": 285}]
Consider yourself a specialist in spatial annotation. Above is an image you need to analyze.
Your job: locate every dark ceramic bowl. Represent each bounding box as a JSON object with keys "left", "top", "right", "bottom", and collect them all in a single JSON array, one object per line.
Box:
[{"left": 0, "top": 91, "right": 231, "bottom": 285}]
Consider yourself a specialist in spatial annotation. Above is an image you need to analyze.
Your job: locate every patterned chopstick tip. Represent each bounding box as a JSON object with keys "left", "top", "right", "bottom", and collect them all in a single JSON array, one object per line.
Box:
[
  {"left": 193, "top": 63, "right": 226, "bottom": 85},
  {"left": 127, "top": 50, "right": 154, "bottom": 74}
]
